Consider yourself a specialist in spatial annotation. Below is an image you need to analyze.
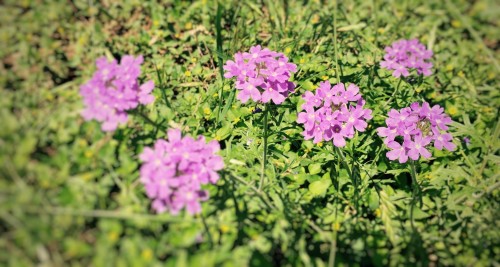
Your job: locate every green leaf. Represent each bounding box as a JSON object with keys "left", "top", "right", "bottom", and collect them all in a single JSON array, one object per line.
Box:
[
  {"left": 369, "top": 189, "right": 380, "bottom": 210},
  {"left": 308, "top": 163, "right": 322, "bottom": 175},
  {"left": 338, "top": 22, "right": 367, "bottom": 32},
  {"left": 411, "top": 206, "right": 431, "bottom": 220},
  {"left": 308, "top": 177, "right": 332, "bottom": 198},
  {"left": 215, "top": 123, "right": 232, "bottom": 140},
  {"left": 300, "top": 80, "right": 316, "bottom": 91}
]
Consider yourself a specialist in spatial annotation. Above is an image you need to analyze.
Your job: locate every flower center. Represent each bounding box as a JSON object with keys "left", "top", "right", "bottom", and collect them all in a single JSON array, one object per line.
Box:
[
  {"left": 330, "top": 104, "right": 341, "bottom": 113},
  {"left": 417, "top": 118, "right": 432, "bottom": 136},
  {"left": 332, "top": 124, "right": 342, "bottom": 133},
  {"left": 105, "top": 77, "right": 116, "bottom": 88}
]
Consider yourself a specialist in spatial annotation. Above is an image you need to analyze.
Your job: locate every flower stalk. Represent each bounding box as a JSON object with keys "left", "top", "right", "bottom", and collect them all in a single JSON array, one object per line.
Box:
[
  {"left": 259, "top": 103, "right": 270, "bottom": 190},
  {"left": 409, "top": 159, "right": 420, "bottom": 230}
]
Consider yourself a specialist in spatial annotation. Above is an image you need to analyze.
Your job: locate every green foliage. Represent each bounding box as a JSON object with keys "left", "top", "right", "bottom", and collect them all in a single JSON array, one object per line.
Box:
[{"left": 1, "top": 0, "right": 499, "bottom": 266}]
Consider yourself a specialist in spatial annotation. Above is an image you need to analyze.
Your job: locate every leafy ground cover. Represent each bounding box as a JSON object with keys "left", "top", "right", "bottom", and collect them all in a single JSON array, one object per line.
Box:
[{"left": 1, "top": 0, "right": 499, "bottom": 266}]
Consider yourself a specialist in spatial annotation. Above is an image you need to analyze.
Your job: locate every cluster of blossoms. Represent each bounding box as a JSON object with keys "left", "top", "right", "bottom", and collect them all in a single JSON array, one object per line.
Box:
[
  {"left": 380, "top": 39, "right": 433, "bottom": 78},
  {"left": 223, "top": 45, "right": 297, "bottom": 104},
  {"left": 377, "top": 102, "right": 456, "bottom": 163},
  {"left": 297, "top": 82, "right": 373, "bottom": 147},
  {"left": 80, "top": 39, "right": 447, "bottom": 216},
  {"left": 139, "top": 129, "right": 224, "bottom": 215},
  {"left": 80, "top": 55, "right": 155, "bottom": 131}
]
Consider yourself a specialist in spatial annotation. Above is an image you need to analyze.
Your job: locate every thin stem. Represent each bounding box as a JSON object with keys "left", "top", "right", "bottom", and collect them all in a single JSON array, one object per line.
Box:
[
  {"left": 409, "top": 159, "right": 419, "bottom": 230},
  {"left": 457, "top": 148, "right": 481, "bottom": 181},
  {"left": 306, "top": 220, "right": 332, "bottom": 241},
  {"left": 333, "top": 1, "right": 355, "bottom": 229},
  {"left": 335, "top": 146, "right": 359, "bottom": 215},
  {"left": 328, "top": 160, "right": 339, "bottom": 267},
  {"left": 232, "top": 173, "right": 276, "bottom": 210},
  {"left": 409, "top": 159, "right": 419, "bottom": 193},
  {"left": 235, "top": 171, "right": 343, "bottom": 245},
  {"left": 131, "top": 109, "right": 165, "bottom": 131},
  {"left": 352, "top": 162, "right": 359, "bottom": 215},
  {"left": 328, "top": 231, "right": 338, "bottom": 267},
  {"left": 334, "top": 146, "right": 352, "bottom": 178},
  {"left": 153, "top": 60, "right": 171, "bottom": 108},
  {"left": 215, "top": 3, "right": 224, "bottom": 124},
  {"left": 259, "top": 103, "right": 270, "bottom": 191},
  {"left": 333, "top": 0, "right": 340, "bottom": 82},
  {"left": 200, "top": 213, "right": 214, "bottom": 247},
  {"left": 386, "top": 78, "right": 403, "bottom": 108}
]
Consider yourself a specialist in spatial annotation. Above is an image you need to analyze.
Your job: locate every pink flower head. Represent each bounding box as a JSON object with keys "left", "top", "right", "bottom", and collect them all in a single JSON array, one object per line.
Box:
[
  {"left": 297, "top": 81, "right": 372, "bottom": 147},
  {"left": 380, "top": 39, "right": 433, "bottom": 78},
  {"left": 139, "top": 129, "right": 224, "bottom": 215},
  {"left": 377, "top": 102, "right": 456, "bottom": 163},
  {"left": 223, "top": 45, "right": 297, "bottom": 105},
  {"left": 80, "top": 55, "right": 155, "bottom": 131}
]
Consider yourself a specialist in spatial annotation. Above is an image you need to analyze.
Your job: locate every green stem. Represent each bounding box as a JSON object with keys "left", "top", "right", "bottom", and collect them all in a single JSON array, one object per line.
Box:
[
  {"left": 132, "top": 109, "right": 164, "bottom": 130},
  {"left": 215, "top": 3, "right": 225, "bottom": 125},
  {"left": 386, "top": 78, "right": 403, "bottom": 108},
  {"left": 334, "top": 146, "right": 351, "bottom": 176},
  {"left": 328, "top": 231, "right": 337, "bottom": 267},
  {"left": 409, "top": 159, "right": 419, "bottom": 230},
  {"left": 259, "top": 103, "right": 270, "bottom": 191},
  {"left": 232, "top": 173, "right": 276, "bottom": 210},
  {"left": 333, "top": 0, "right": 340, "bottom": 82},
  {"left": 200, "top": 213, "right": 214, "bottom": 247},
  {"left": 335, "top": 146, "right": 359, "bottom": 215},
  {"left": 328, "top": 160, "right": 339, "bottom": 267},
  {"left": 153, "top": 60, "right": 171, "bottom": 108}
]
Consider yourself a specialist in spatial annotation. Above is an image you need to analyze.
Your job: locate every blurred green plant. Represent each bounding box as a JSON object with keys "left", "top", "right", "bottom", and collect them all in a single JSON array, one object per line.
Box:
[{"left": 1, "top": 0, "right": 499, "bottom": 266}]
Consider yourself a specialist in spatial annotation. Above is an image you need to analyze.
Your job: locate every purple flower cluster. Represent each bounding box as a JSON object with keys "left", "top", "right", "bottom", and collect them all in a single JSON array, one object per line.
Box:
[
  {"left": 80, "top": 55, "right": 155, "bottom": 131},
  {"left": 297, "top": 82, "right": 373, "bottom": 147},
  {"left": 139, "top": 129, "right": 224, "bottom": 215},
  {"left": 223, "top": 45, "right": 297, "bottom": 104},
  {"left": 380, "top": 39, "right": 433, "bottom": 78},
  {"left": 377, "top": 102, "right": 456, "bottom": 163}
]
